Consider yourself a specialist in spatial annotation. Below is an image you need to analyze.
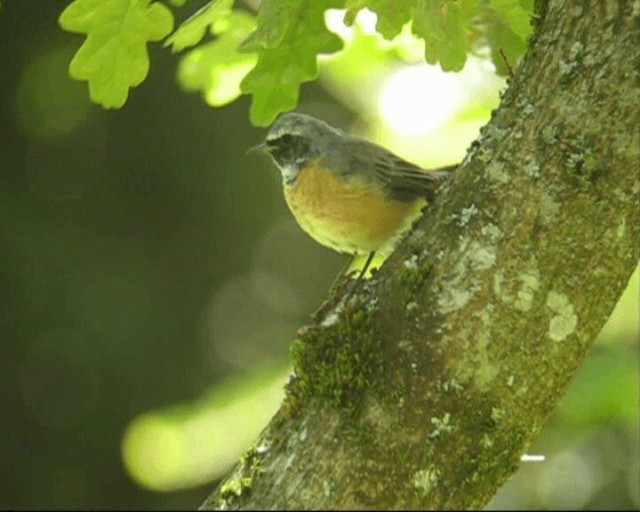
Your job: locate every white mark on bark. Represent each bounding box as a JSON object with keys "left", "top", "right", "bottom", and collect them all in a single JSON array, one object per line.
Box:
[
  {"left": 487, "top": 162, "right": 510, "bottom": 184},
  {"left": 481, "top": 433, "right": 494, "bottom": 448},
  {"left": 412, "top": 467, "right": 439, "bottom": 497},
  {"left": 514, "top": 270, "right": 540, "bottom": 311},
  {"left": 429, "top": 412, "right": 454, "bottom": 438},
  {"left": 403, "top": 253, "right": 419, "bottom": 270},
  {"left": 546, "top": 291, "right": 578, "bottom": 341},
  {"left": 456, "top": 204, "right": 479, "bottom": 227},
  {"left": 437, "top": 236, "right": 498, "bottom": 314},
  {"left": 491, "top": 407, "right": 506, "bottom": 423}
]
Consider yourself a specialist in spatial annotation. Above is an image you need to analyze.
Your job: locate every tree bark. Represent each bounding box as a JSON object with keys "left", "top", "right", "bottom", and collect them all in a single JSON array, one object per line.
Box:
[{"left": 202, "top": 1, "right": 639, "bottom": 509}]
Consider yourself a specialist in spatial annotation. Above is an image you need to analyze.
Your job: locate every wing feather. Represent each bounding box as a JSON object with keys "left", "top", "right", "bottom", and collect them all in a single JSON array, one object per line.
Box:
[{"left": 344, "top": 137, "right": 455, "bottom": 202}]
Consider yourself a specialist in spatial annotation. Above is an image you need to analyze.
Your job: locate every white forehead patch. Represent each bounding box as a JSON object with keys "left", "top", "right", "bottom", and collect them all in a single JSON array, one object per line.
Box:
[
  {"left": 266, "top": 115, "right": 308, "bottom": 141},
  {"left": 266, "top": 123, "right": 303, "bottom": 141},
  {"left": 265, "top": 113, "right": 336, "bottom": 142}
]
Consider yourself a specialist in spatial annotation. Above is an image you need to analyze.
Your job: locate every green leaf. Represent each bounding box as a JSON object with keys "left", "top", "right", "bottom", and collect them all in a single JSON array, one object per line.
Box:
[
  {"left": 344, "top": 0, "right": 416, "bottom": 40},
  {"left": 480, "top": 0, "right": 532, "bottom": 76},
  {"left": 240, "top": 0, "right": 343, "bottom": 126},
  {"left": 242, "top": 0, "right": 298, "bottom": 50},
  {"left": 488, "top": 0, "right": 533, "bottom": 41},
  {"left": 413, "top": 0, "right": 473, "bottom": 72},
  {"left": 485, "top": 16, "right": 528, "bottom": 76},
  {"left": 165, "top": 0, "right": 234, "bottom": 53},
  {"left": 177, "top": 11, "right": 257, "bottom": 106},
  {"left": 59, "top": 0, "right": 174, "bottom": 109}
]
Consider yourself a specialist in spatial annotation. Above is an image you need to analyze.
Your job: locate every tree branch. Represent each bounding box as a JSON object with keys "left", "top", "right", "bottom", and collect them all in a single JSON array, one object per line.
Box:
[{"left": 202, "top": 1, "right": 639, "bottom": 509}]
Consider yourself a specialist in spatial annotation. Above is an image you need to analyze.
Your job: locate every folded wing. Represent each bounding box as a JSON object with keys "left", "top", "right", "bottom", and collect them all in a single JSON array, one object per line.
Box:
[{"left": 344, "top": 137, "right": 455, "bottom": 202}]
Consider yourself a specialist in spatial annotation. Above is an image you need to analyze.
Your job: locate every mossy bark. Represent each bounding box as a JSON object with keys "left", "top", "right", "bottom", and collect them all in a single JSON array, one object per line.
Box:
[{"left": 202, "top": 1, "right": 639, "bottom": 509}]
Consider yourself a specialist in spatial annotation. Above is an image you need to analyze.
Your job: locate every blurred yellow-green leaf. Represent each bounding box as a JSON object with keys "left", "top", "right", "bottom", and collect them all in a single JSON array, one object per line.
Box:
[
  {"left": 122, "top": 366, "right": 288, "bottom": 490},
  {"left": 344, "top": 0, "right": 414, "bottom": 39},
  {"left": 488, "top": 0, "right": 534, "bottom": 41},
  {"left": 165, "top": 0, "right": 235, "bottom": 53},
  {"left": 558, "top": 349, "right": 638, "bottom": 426},
  {"left": 176, "top": 11, "right": 257, "bottom": 107}
]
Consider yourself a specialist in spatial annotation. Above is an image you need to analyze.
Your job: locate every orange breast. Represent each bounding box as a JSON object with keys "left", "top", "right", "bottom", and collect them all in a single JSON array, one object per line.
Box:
[{"left": 284, "top": 161, "right": 425, "bottom": 255}]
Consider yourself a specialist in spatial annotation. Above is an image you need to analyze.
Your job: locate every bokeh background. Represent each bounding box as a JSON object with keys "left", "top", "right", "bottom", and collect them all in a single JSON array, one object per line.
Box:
[{"left": 1, "top": 1, "right": 637, "bottom": 509}]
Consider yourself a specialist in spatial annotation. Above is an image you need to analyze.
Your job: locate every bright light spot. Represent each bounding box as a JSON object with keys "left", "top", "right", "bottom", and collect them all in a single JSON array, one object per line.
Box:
[
  {"left": 122, "top": 415, "right": 185, "bottom": 491},
  {"left": 325, "top": 8, "right": 378, "bottom": 43},
  {"left": 378, "top": 64, "right": 465, "bottom": 137},
  {"left": 203, "top": 60, "right": 256, "bottom": 107},
  {"left": 521, "top": 454, "right": 546, "bottom": 462},
  {"left": 370, "top": 56, "right": 506, "bottom": 165},
  {"left": 122, "top": 369, "right": 287, "bottom": 491}
]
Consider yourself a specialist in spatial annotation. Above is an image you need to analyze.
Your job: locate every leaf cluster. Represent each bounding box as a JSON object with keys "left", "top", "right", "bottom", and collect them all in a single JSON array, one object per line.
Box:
[{"left": 57, "top": 0, "right": 533, "bottom": 125}]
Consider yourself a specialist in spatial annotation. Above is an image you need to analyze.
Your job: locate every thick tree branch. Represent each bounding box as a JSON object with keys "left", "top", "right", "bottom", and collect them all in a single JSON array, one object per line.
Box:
[{"left": 202, "top": 1, "right": 639, "bottom": 509}]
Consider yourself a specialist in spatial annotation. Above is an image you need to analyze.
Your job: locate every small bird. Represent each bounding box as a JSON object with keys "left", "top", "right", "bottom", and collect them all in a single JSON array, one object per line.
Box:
[{"left": 250, "top": 112, "right": 455, "bottom": 275}]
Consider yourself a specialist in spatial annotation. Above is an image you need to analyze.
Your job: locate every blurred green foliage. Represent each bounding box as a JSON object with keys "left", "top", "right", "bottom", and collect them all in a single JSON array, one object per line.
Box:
[
  {"left": 170, "top": 7, "right": 257, "bottom": 107},
  {"left": 58, "top": 0, "right": 533, "bottom": 124},
  {"left": 167, "top": 1, "right": 235, "bottom": 52},
  {"left": 344, "top": 0, "right": 413, "bottom": 38},
  {"left": 239, "top": 0, "right": 344, "bottom": 125}
]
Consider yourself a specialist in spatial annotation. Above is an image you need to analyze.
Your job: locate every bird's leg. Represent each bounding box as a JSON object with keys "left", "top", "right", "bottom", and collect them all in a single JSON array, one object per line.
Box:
[
  {"left": 309, "top": 252, "right": 376, "bottom": 324},
  {"left": 342, "top": 251, "right": 376, "bottom": 301},
  {"left": 357, "top": 251, "right": 376, "bottom": 280}
]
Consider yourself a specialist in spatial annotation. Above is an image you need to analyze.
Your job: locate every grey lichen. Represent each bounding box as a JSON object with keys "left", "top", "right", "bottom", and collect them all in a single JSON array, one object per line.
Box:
[
  {"left": 524, "top": 158, "right": 541, "bottom": 179},
  {"left": 412, "top": 467, "right": 440, "bottom": 497},
  {"left": 429, "top": 412, "right": 454, "bottom": 438},
  {"left": 481, "top": 433, "right": 494, "bottom": 448},
  {"left": 439, "top": 378, "right": 464, "bottom": 393},
  {"left": 437, "top": 287, "right": 475, "bottom": 314},
  {"left": 541, "top": 125, "right": 559, "bottom": 145},
  {"left": 493, "top": 257, "right": 541, "bottom": 313},
  {"left": 558, "top": 42, "right": 585, "bottom": 81},
  {"left": 323, "top": 479, "right": 335, "bottom": 498},
  {"left": 456, "top": 204, "right": 479, "bottom": 227},
  {"left": 490, "top": 407, "right": 506, "bottom": 423},
  {"left": 522, "top": 102, "right": 536, "bottom": 116},
  {"left": 477, "top": 146, "right": 494, "bottom": 164},
  {"left": 514, "top": 271, "right": 540, "bottom": 311},
  {"left": 486, "top": 162, "right": 511, "bottom": 184},
  {"left": 546, "top": 291, "right": 578, "bottom": 341}
]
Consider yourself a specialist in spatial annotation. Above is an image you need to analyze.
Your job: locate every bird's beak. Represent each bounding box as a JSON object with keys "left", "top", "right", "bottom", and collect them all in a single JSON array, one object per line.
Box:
[{"left": 246, "top": 141, "right": 269, "bottom": 155}]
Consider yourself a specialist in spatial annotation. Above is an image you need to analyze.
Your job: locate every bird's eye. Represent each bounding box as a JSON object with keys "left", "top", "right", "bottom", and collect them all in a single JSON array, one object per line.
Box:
[{"left": 265, "top": 133, "right": 295, "bottom": 148}]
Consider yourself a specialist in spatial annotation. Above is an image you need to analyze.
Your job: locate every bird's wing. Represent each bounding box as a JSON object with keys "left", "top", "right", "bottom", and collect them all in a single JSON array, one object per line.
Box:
[{"left": 345, "top": 137, "right": 456, "bottom": 202}]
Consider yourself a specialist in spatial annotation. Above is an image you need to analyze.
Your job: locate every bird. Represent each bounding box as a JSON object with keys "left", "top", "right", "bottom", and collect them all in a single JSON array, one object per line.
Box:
[{"left": 249, "top": 112, "right": 455, "bottom": 277}]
